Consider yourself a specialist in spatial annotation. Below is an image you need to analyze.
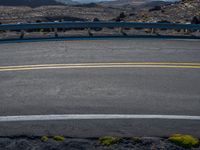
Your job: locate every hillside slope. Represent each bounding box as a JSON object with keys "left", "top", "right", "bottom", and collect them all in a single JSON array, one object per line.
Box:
[
  {"left": 0, "top": 0, "right": 65, "bottom": 7},
  {"left": 0, "top": 0, "right": 199, "bottom": 24},
  {"left": 126, "top": 0, "right": 200, "bottom": 23},
  {"left": 99, "top": 0, "right": 173, "bottom": 7}
]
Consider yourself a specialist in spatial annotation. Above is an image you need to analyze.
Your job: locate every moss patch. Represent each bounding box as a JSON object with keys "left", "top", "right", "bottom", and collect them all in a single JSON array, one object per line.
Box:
[
  {"left": 41, "top": 136, "right": 48, "bottom": 142},
  {"left": 169, "top": 134, "right": 199, "bottom": 148},
  {"left": 132, "top": 137, "right": 142, "bottom": 144},
  {"left": 99, "top": 136, "right": 120, "bottom": 146},
  {"left": 53, "top": 136, "right": 65, "bottom": 142}
]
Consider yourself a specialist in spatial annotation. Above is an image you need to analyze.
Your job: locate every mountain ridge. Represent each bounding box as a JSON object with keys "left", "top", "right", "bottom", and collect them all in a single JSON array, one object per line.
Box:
[
  {"left": 0, "top": 0, "right": 66, "bottom": 7},
  {"left": 0, "top": 0, "right": 178, "bottom": 7},
  {"left": 99, "top": 0, "right": 175, "bottom": 7}
]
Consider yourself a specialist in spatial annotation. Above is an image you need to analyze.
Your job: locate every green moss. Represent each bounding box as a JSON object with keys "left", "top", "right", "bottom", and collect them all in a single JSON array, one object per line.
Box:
[
  {"left": 169, "top": 134, "right": 199, "bottom": 148},
  {"left": 53, "top": 136, "right": 65, "bottom": 142},
  {"left": 132, "top": 137, "right": 142, "bottom": 143},
  {"left": 99, "top": 136, "right": 120, "bottom": 146},
  {"left": 41, "top": 136, "right": 48, "bottom": 142}
]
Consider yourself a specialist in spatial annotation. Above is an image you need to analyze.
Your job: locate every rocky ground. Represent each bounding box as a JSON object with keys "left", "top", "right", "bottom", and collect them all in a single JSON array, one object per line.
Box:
[
  {"left": 0, "top": 5, "right": 126, "bottom": 24},
  {"left": 126, "top": 0, "right": 200, "bottom": 23},
  {"left": 0, "top": 0, "right": 199, "bottom": 24},
  {"left": 0, "top": 137, "right": 199, "bottom": 150}
]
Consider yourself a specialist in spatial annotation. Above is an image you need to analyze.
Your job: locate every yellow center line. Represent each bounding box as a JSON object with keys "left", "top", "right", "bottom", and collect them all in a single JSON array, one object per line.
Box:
[
  {"left": 0, "top": 62, "right": 200, "bottom": 72},
  {"left": 0, "top": 62, "right": 200, "bottom": 69}
]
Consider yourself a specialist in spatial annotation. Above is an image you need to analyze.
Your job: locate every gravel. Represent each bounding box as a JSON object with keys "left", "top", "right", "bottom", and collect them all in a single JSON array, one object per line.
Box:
[{"left": 0, "top": 137, "right": 199, "bottom": 150}]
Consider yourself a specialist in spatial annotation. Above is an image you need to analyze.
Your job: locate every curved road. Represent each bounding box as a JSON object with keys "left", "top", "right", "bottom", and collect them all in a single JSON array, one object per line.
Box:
[{"left": 0, "top": 38, "right": 200, "bottom": 137}]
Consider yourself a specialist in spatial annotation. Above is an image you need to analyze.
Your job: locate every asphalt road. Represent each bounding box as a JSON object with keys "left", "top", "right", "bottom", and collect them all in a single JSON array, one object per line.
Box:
[{"left": 0, "top": 38, "right": 200, "bottom": 137}]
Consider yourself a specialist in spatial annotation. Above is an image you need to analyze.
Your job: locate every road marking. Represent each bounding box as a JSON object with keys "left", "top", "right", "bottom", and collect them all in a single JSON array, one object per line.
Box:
[
  {"left": 0, "top": 62, "right": 200, "bottom": 72},
  {"left": 0, "top": 114, "right": 200, "bottom": 122}
]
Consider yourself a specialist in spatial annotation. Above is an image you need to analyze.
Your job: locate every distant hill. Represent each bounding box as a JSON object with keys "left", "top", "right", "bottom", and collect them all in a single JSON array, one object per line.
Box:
[
  {"left": 0, "top": 0, "right": 66, "bottom": 7},
  {"left": 138, "top": 0, "right": 173, "bottom": 9},
  {"left": 99, "top": 0, "right": 154, "bottom": 6},
  {"left": 99, "top": 0, "right": 175, "bottom": 8},
  {"left": 55, "top": 0, "right": 78, "bottom": 5}
]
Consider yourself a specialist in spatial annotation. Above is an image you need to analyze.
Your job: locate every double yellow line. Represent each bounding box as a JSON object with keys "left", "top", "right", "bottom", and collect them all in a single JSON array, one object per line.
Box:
[{"left": 0, "top": 62, "right": 200, "bottom": 72}]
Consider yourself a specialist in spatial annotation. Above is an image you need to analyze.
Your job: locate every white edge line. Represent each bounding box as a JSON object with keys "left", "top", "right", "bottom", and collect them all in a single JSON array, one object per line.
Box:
[{"left": 0, "top": 114, "right": 200, "bottom": 122}]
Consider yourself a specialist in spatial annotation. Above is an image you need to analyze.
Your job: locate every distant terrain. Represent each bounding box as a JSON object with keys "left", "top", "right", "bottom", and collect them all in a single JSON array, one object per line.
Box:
[
  {"left": 100, "top": 0, "right": 163, "bottom": 6},
  {"left": 125, "top": 0, "right": 200, "bottom": 23},
  {"left": 0, "top": 0, "right": 175, "bottom": 7},
  {"left": 0, "top": 0, "right": 199, "bottom": 24},
  {"left": 0, "top": 0, "right": 66, "bottom": 7}
]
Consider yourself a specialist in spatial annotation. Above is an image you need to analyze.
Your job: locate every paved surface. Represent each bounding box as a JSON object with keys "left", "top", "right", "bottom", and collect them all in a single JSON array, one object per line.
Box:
[{"left": 0, "top": 39, "right": 200, "bottom": 137}]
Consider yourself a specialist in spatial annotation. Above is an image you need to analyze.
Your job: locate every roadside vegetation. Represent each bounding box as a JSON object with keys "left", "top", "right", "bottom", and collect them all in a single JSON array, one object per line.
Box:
[
  {"left": 169, "top": 134, "right": 199, "bottom": 148},
  {"left": 0, "top": 134, "right": 199, "bottom": 149},
  {"left": 99, "top": 136, "right": 121, "bottom": 146},
  {"left": 40, "top": 135, "right": 65, "bottom": 142},
  {"left": 53, "top": 136, "right": 65, "bottom": 141},
  {"left": 41, "top": 136, "right": 49, "bottom": 142}
]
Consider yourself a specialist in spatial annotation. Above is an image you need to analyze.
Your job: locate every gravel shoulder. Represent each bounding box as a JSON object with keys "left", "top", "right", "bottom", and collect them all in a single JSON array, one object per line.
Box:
[{"left": 0, "top": 137, "right": 200, "bottom": 150}]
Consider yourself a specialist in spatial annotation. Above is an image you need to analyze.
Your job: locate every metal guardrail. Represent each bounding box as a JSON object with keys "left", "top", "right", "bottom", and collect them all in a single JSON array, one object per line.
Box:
[
  {"left": 0, "top": 21, "right": 200, "bottom": 41},
  {"left": 0, "top": 21, "right": 200, "bottom": 30}
]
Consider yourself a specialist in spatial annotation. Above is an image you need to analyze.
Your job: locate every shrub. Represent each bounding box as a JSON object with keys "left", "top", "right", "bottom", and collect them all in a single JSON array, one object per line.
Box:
[
  {"left": 169, "top": 134, "right": 199, "bottom": 148},
  {"left": 132, "top": 137, "right": 142, "bottom": 143},
  {"left": 53, "top": 136, "right": 65, "bottom": 142},
  {"left": 41, "top": 136, "right": 48, "bottom": 142},
  {"left": 99, "top": 136, "right": 120, "bottom": 146}
]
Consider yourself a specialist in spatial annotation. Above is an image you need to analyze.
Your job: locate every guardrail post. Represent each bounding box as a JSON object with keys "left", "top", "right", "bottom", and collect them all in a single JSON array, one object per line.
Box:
[
  {"left": 88, "top": 28, "right": 93, "bottom": 36},
  {"left": 184, "top": 29, "right": 191, "bottom": 34},
  {"left": 151, "top": 28, "right": 155, "bottom": 34},
  {"left": 20, "top": 30, "right": 25, "bottom": 39},
  {"left": 54, "top": 28, "right": 58, "bottom": 37},
  {"left": 119, "top": 27, "right": 127, "bottom": 36},
  {"left": 185, "top": 29, "right": 188, "bottom": 33}
]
